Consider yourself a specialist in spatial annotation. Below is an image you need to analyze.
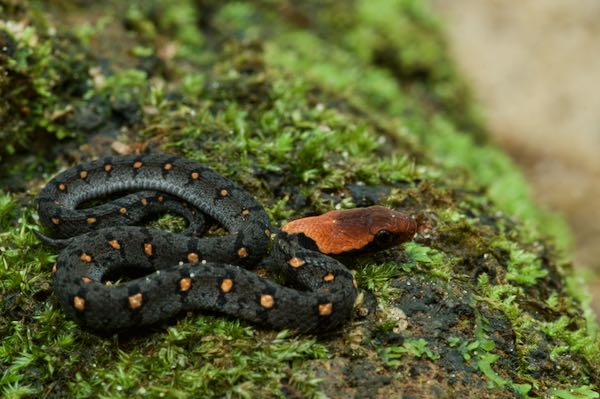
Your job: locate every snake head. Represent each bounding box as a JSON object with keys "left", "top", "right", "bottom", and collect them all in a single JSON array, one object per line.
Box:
[{"left": 281, "top": 205, "right": 417, "bottom": 255}]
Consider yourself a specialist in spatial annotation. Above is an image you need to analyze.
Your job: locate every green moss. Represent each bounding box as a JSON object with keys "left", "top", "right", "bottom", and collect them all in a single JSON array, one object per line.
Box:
[
  {"left": 402, "top": 241, "right": 450, "bottom": 279},
  {"left": 355, "top": 261, "right": 404, "bottom": 302},
  {"left": 1, "top": 0, "right": 598, "bottom": 397},
  {"left": 492, "top": 240, "right": 548, "bottom": 286},
  {"left": 549, "top": 386, "right": 599, "bottom": 399},
  {"left": 0, "top": 8, "right": 91, "bottom": 160},
  {"left": 382, "top": 338, "right": 440, "bottom": 366},
  {"left": 125, "top": 0, "right": 209, "bottom": 65}
]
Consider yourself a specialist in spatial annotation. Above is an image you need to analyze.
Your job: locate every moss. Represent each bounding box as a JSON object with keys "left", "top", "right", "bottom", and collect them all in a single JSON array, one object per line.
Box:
[
  {"left": 0, "top": 3, "right": 92, "bottom": 160},
  {"left": 382, "top": 338, "right": 441, "bottom": 365},
  {"left": 0, "top": 0, "right": 598, "bottom": 398}
]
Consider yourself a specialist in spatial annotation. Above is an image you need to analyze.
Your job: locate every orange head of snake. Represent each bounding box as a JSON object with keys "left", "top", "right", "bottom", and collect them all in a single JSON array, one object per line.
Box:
[{"left": 281, "top": 205, "right": 417, "bottom": 255}]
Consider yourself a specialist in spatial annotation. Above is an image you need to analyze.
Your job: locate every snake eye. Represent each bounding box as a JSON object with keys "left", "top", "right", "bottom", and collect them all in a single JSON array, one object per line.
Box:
[{"left": 375, "top": 229, "right": 393, "bottom": 245}]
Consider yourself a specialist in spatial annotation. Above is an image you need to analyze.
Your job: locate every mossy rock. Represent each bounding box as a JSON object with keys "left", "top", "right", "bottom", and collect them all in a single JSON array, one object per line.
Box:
[{"left": 0, "top": 1, "right": 598, "bottom": 398}]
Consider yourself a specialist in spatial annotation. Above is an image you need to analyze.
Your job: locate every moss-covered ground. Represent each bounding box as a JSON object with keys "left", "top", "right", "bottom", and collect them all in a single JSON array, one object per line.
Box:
[{"left": 1, "top": 0, "right": 598, "bottom": 398}]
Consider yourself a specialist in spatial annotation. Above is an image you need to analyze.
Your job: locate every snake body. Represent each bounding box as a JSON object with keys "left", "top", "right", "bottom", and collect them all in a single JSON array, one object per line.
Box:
[{"left": 36, "top": 154, "right": 416, "bottom": 333}]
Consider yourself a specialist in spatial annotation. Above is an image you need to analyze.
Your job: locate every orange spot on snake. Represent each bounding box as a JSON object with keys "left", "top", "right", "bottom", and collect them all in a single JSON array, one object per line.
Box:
[
  {"left": 164, "top": 163, "right": 173, "bottom": 170},
  {"left": 79, "top": 171, "right": 88, "bottom": 179},
  {"left": 108, "top": 240, "right": 121, "bottom": 250},
  {"left": 119, "top": 207, "right": 127, "bottom": 214},
  {"left": 220, "top": 278, "right": 233, "bottom": 293},
  {"left": 144, "top": 243, "right": 153, "bottom": 256},
  {"left": 81, "top": 276, "right": 92, "bottom": 284},
  {"left": 281, "top": 205, "right": 416, "bottom": 255},
  {"left": 260, "top": 294, "right": 274, "bottom": 309},
  {"left": 133, "top": 161, "right": 143, "bottom": 169},
  {"left": 288, "top": 257, "right": 305, "bottom": 268},
  {"left": 51, "top": 217, "right": 60, "bottom": 225},
  {"left": 104, "top": 164, "right": 112, "bottom": 172},
  {"left": 80, "top": 253, "right": 92, "bottom": 263},
  {"left": 73, "top": 296, "right": 85, "bottom": 311},
  {"left": 58, "top": 183, "right": 66, "bottom": 191},
  {"left": 180, "top": 277, "right": 192, "bottom": 292},
  {"left": 86, "top": 217, "right": 96, "bottom": 225},
  {"left": 323, "top": 273, "right": 334, "bottom": 282},
  {"left": 237, "top": 247, "right": 248, "bottom": 258},
  {"left": 187, "top": 252, "right": 199, "bottom": 263},
  {"left": 318, "top": 303, "right": 333, "bottom": 316},
  {"left": 128, "top": 293, "right": 143, "bottom": 309},
  {"left": 191, "top": 172, "right": 200, "bottom": 180}
]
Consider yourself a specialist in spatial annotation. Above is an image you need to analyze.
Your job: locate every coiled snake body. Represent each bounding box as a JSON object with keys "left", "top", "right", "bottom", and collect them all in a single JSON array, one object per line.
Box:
[{"left": 36, "top": 154, "right": 416, "bottom": 333}]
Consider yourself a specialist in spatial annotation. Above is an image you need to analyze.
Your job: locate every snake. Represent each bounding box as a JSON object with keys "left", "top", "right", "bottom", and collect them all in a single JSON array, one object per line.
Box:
[{"left": 35, "top": 154, "right": 417, "bottom": 333}]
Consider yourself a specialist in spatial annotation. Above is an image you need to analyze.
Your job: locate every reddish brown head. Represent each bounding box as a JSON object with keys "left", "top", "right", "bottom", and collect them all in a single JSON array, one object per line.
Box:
[{"left": 281, "top": 205, "right": 417, "bottom": 255}]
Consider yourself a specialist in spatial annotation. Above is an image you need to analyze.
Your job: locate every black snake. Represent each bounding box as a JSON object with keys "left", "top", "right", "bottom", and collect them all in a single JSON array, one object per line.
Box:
[{"left": 36, "top": 154, "right": 416, "bottom": 333}]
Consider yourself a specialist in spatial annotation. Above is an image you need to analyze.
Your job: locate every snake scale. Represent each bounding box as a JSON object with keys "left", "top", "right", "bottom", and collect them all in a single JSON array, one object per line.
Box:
[{"left": 36, "top": 154, "right": 416, "bottom": 333}]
